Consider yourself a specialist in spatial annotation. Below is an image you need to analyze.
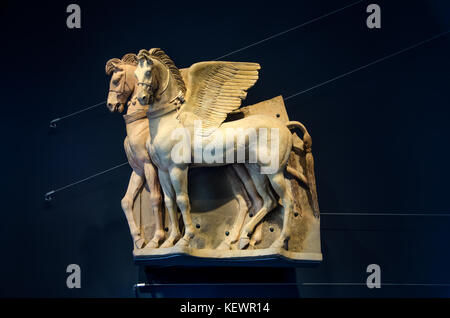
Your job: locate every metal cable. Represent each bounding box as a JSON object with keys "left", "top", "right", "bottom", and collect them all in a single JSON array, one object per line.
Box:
[
  {"left": 49, "top": 100, "right": 106, "bottom": 128},
  {"left": 284, "top": 30, "right": 450, "bottom": 101},
  {"left": 213, "top": 0, "right": 364, "bottom": 60},
  {"left": 44, "top": 30, "right": 449, "bottom": 201},
  {"left": 48, "top": 1, "right": 363, "bottom": 127}
]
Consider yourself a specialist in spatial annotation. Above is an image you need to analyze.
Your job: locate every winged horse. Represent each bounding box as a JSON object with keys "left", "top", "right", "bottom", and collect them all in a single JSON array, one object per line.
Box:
[
  {"left": 135, "top": 48, "right": 301, "bottom": 249},
  {"left": 106, "top": 53, "right": 267, "bottom": 249}
]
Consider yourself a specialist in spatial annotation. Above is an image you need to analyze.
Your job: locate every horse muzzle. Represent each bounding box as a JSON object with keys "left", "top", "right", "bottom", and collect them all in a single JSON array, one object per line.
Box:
[
  {"left": 107, "top": 102, "right": 124, "bottom": 113},
  {"left": 137, "top": 93, "right": 153, "bottom": 106}
]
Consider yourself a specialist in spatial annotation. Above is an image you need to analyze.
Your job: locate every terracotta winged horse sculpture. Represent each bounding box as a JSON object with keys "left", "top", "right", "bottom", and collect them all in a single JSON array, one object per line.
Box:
[
  {"left": 106, "top": 53, "right": 266, "bottom": 249},
  {"left": 135, "top": 48, "right": 303, "bottom": 249}
]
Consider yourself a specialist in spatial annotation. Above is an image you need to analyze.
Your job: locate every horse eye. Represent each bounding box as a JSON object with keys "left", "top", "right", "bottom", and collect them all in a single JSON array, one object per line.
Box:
[{"left": 145, "top": 70, "right": 151, "bottom": 77}]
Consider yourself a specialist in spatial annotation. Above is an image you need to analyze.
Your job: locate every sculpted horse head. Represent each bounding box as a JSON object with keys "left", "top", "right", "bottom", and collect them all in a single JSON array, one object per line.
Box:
[
  {"left": 105, "top": 53, "right": 138, "bottom": 113},
  {"left": 135, "top": 48, "right": 186, "bottom": 108}
]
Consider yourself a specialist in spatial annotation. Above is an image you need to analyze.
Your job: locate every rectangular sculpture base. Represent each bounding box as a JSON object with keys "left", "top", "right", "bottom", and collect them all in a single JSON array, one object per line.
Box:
[{"left": 134, "top": 247, "right": 322, "bottom": 267}]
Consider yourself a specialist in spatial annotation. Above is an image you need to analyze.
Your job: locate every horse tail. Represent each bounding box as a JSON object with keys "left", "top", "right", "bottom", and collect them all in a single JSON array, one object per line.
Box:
[
  {"left": 286, "top": 121, "right": 311, "bottom": 150},
  {"left": 286, "top": 121, "right": 319, "bottom": 217}
]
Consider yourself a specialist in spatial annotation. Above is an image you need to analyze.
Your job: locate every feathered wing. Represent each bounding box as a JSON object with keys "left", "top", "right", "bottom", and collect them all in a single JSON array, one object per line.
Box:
[{"left": 180, "top": 61, "right": 260, "bottom": 136}]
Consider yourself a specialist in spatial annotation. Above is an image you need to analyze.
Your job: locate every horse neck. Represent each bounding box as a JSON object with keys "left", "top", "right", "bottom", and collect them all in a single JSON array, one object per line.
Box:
[
  {"left": 147, "top": 106, "right": 177, "bottom": 139},
  {"left": 147, "top": 67, "right": 182, "bottom": 138},
  {"left": 124, "top": 87, "right": 149, "bottom": 135},
  {"left": 151, "top": 66, "right": 182, "bottom": 110},
  {"left": 126, "top": 92, "right": 147, "bottom": 115}
]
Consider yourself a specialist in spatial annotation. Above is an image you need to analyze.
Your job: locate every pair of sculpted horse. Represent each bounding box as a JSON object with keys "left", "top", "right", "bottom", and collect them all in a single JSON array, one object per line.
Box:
[{"left": 106, "top": 49, "right": 313, "bottom": 250}]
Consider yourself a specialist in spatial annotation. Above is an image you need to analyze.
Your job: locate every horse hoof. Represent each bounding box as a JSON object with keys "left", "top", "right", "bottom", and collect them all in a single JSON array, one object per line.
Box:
[
  {"left": 250, "top": 234, "right": 262, "bottom": 246},
  {"left": 175, "top": 237, "right": 189, "bottom": 247},
  {"left": 249, "top": 237, "right": 260, "bottom": 248},
  {"left": 153, "top": 230, "right": 165, "bottom": 242},
  {"left": 134, "top": 238, "right": 146, "bottom": 249},
  {"left": 146, "top": 240, "right": 159, "bottom": 249},
  {"left": 270, "top": 238, "right": 286, "bottom": 250},
  {"left": 160, "top": 239, "right": 175, "bottom": 248},
  {"left": 238, "top": 237, "right": 250, "bottom": 250}
]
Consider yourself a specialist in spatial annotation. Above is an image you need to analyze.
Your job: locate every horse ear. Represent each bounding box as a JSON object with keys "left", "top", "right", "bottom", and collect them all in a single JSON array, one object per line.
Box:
[
  {"left": 121, "top": 53, "right": 138, "bottom": 66},
  {"left": 138, "top": 57, "right": 151, "bottom": 68},
  {"left": 105, "top": 58, "right": 122, "bottom": 75},
  {"left": 137, "top": 49, "right": 148, "bottom": 60},
  {"left": 137, "top": 49, "right": 153, "bottom": 65}
]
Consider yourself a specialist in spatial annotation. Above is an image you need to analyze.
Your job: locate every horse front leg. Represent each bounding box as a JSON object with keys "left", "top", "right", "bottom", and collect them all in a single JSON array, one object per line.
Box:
[
  {"left": 144, "top": 162, "right": 164, "bottom": 248},
  {"left": 169, "top": 165, "right": 195, "bottom": 247},
  {"left": 158, "top": 170, "right": 182, "bottom": 248},
  {"left": 121, "top": 171, "right": 145, "bottom": 249}
]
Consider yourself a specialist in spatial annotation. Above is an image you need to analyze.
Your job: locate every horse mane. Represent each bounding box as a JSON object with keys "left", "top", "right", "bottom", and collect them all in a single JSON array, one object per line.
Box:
[
  {"left": 105, "top": 53, "right": 138, "bottom": 75},
  {"left": 138, "top": 48, "right": 186, "bottom": 94}
]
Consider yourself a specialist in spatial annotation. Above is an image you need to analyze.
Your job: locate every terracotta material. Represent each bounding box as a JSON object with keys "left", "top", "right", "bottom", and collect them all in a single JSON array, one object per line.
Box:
[
  {"left": 133, "top": 49, "right": 321, "bottom": 258},
  {"left": 106, "top": 54, "right": 265, "bottom": 250},
  {"left": 105, "top": 49, "right": 322, "bottom": 263}
]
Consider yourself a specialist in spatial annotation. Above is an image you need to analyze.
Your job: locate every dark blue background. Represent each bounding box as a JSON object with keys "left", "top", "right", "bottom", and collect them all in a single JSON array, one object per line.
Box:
[{"left": 1, "top": 0, "right": 449, "bottom": 297}]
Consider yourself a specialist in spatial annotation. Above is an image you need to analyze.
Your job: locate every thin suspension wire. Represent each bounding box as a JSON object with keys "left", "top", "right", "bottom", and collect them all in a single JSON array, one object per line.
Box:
[
  {"left": 44, "top": 33, "right": 449, "bottom": 200},
  {"left": 49, "top": 100, "right": 106, "bottom": 127},
  {"left": 45, "top": 29, "right": 449, "bottom": 200},
  {"left": 213, "top": 0, "right": 364, "bottom": 60},
  {"left": 301, "top": 283, "right": 450, "bottom": 286},
  {"left": 45, "top": 161, "right": 128, "bottom": 200},
  {"left": 321, "top": 212, "right": 450, "bottom": 217},
  {"left": 284, "top": 30, "right": 450, "bottom": 101},
  {"left": 53, "top": 162, "right": 128, "bottom": 193},
  {"left": 48, "top": 30, "right": 448, "bottom": 132},
  {"left": 58, "top": 100, "right": 107, "bottom": 120},
  {"left": 48, "top": 1, "right": 362, "bottom": 126},
  {"left": 134, "top": 282, "right": 450, "bottom": 287}
]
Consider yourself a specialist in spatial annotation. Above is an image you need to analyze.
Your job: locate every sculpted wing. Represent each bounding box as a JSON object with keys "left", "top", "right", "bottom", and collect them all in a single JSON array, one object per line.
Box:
[{"left": 181, "top": 61, "right": 260, "bottom": 136}]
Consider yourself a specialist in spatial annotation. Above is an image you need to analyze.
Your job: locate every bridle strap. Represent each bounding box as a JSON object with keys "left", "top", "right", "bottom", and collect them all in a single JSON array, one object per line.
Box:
[
  {"left": 146, "top": 91, "right": 185, "bottom": 119},
  {"left": 110, "top": 70, "right": 132, "bottom": 96},
  {"left": 109, "top": 89, "right": 125, "bottom": 95},
  {"left": 123, "top": 107, "right": 148, "bottom": 124},
  {"left": 137, "top": 82, "right": 152, "bottom": 88},
  {"left": 146, "top": 103, "right": 180, "bottom": 119}
]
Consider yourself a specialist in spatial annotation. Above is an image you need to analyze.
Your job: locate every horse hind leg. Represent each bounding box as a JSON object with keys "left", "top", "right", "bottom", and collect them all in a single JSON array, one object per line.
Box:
[
  {"left": 249, "top": 223, "right": 263, "bottom": 248},
  {"left": 268, "top": 171, "right": 293, "bottom": 249},
  {"left": 238, "top": 165, "right": 276, "bottom": 250},
  {"left": 121, "top": 171, "right": 145, "bottom": 249},
  {"left": 233, "top": 164, "right": 269, "bottom": 249},
  {"left": 217, "top": 165, "right": 251, "bottom": 250}
]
